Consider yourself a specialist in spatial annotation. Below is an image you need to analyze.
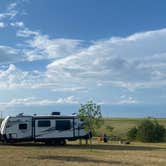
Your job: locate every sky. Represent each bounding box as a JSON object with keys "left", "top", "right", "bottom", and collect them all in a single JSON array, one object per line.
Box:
[{"left": 0, "top": 0, "right": 166, "bottom": 117}]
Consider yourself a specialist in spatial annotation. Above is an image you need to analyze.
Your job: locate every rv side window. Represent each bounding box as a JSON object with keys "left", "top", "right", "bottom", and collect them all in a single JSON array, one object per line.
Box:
[
  {"left": 19, "top": 124, "right": 27, "bottom": 130},
  {"left": 56, "top": 120, "right": 71, "bottom": 130},
  {"left": 38, "top": 120, "right": 51, "bottom": 127}
]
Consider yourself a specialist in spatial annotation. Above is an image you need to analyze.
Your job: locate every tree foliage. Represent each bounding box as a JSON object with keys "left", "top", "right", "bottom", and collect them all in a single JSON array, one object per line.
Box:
[
  {"left": 127, "top": 119, "right": 165, "bottom": 142},
  {"left": 127, "top": 127, "right": 137, "bottom": 141},
  {"left": 78, "top": 101, "right": 103, "bottom": 136}
]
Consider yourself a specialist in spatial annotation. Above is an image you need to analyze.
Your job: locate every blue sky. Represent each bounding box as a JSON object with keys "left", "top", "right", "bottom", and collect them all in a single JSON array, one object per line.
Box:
[{"left": 0, "top": 0, "right": 166, "bottom": 117}]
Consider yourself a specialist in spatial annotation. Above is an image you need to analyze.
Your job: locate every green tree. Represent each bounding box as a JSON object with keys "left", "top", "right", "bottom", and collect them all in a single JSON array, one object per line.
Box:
[
  {"left": 78, "top": 101, "right": 103, "bottom": 144},
  {"left": 136, "top": 119, "right": 165, "bottom": 142},
  {"left": 153, "top": 120, "right": 166, "bottom": 142},
  {"left": 137, "top": 119, "right": 155, "bottom": 142},
  {"left": 127, "top": 127, "right": 138, "bottom": 141}
]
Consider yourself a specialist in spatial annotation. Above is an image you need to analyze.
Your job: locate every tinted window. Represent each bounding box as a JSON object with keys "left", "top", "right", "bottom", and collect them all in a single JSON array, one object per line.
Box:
[
  {"left": 19, "top": 124, "right": 27, "bottom": 130},
  {"left": 56, "top": 120, "right": 71, "bottom": 130},
  {"left": 38, "top": 120, "right": 51, "bottom": 127}
]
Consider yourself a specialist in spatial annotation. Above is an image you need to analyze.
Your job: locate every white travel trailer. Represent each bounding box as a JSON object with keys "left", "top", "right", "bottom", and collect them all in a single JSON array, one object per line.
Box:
[{"left": 0, "top": 113, "right": 91, "bottom": 145}]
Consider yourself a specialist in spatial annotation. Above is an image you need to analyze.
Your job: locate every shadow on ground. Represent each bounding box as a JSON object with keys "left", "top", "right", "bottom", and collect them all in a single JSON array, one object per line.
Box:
[
  {"left": 66, "top": 144, "right": 166, "bottom": 151},
  {"left": 29, "top": 155, "right": 123, "bottom": 165},
  {"left": 1, "top": 142, "right": 166, "bottom": 151}
]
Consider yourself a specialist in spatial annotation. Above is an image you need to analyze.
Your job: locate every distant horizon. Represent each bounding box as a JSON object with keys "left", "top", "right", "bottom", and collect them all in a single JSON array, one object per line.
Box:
[{"left": 1, "top": 103, "right": 166, "bottom": 118}]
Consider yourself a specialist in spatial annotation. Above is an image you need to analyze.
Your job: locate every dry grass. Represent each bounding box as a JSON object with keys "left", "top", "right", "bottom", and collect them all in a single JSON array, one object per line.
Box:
[
  {"left": 0, "top": 118, "right": 166, "bottom": 165},
  {"left": 0, "top": 141, "right": 166, "bottom": 166},
  {"left": 99, "top": 118, "right": 166, "bottom": 138}
]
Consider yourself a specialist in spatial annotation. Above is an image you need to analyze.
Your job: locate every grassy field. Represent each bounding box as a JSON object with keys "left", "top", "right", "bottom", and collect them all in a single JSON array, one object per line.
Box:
[
  {"left": 98, "top": 118, "right": 166, "bottom": 138},
  {"left": 1, "top": 117, "right": 166, "bottom": 137},
  {"left": 0, "top": 141, "right": 166, "bottom": 166},
  {"left": 0, "top": 118, "right": 166, "bottom": 165}
]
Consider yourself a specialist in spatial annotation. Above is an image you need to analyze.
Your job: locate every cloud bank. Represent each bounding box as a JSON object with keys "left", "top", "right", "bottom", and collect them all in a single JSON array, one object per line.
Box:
[
  {"left": 1, "top": 27, "right": 166, "bottom": 93},
  {"left": 0, "top": 1, "right": 166, "bottom": 110}
]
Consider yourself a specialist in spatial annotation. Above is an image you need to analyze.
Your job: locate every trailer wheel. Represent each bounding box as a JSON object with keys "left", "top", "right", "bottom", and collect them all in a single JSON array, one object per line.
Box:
[
  {"left": 45, "top": 141, "right": 52, "bottom": 145},
  {"left": 2, "top": 139, "right": 15, "bottom": 145},
  {"left": 44, "top": 139, "right": 66, "bottom": 146},
  {"left": 59, "top": 139, "right": 66, "bottom": 146}
]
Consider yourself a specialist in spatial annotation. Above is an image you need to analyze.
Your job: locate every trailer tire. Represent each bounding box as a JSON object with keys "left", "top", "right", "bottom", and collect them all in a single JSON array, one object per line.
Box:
[
  {"left": 45, "top": 141, "right": 52, "bottom": 145},
  {"left": 45, "top": 140, "right": 57, "bottom": 145},
  {"left": 44, "top": 139, "right": 66, "bottom": 146},
  {"left": 59, "top": 139, "right": 66, "bottom": 146}
]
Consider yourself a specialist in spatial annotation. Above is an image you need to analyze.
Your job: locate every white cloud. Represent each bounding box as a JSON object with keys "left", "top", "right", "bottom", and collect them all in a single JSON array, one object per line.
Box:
[
  {"left": 52, "top": 87, "right": 88, "bottom": 93},
  {"left": 17, "top": 28, "right": 83, "bottom": 61},
  {"left": 0, "top": 2, "right": 18, "bottom": 20},
  {"left": 46, "top": 28, "right": 166, "bottom": 91},
  {"left": 55, "top": 96, "right": 78, "bottom": 104},
  {"left": 98, "top": 96, "right": 139, "bottom": 105},
  {"left": 0, "top": 2, "right": 22, "bottom": 29},
  {"left": 0, "top": 96, "right": 78, "bottom": 110},
  {"left": 0, "top": 1, "right": 165, "bottom": 109},
  {"left": 115, "top": 96, "right": 139, "bottom": 105},
  {"left": 17, "top": 28, "right": 39, "bottom": 37},
  {"left": 0, "top": 64, "right": 87, "bottom": 94},
  {"left": 7, "top": 3, "right": 17, "bottom": 11},
  {"left": 10, "top": 21, "right": 24, "bottom": 28},
  {"left": 1, "top": 24, "right": 166, "bottom": 94},
  {"left": 0, "top": 22, "right": 5, "bottom": 28},
  {"left": 0, "top": 64, "right": 44, "bottom": 89},
  {"left": 0, "top": 46, "right": 22, "bottom": 64},
  {"left": 0, "top": 1, "right": 27, "bottom": 26},
  {"left": 0, "top": 11, "right": 17, "bottom": 20}
]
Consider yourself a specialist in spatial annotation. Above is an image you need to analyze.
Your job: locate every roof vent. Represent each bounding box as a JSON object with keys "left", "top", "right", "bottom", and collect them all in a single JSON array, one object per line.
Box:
[
  {"left": 17, "top": 113, "right": 24, "bottom": 117},
  {"left": 51, "top": 112, "right": 60, "bottom": 115}
]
